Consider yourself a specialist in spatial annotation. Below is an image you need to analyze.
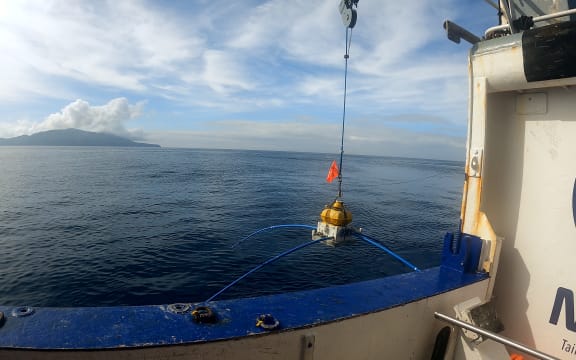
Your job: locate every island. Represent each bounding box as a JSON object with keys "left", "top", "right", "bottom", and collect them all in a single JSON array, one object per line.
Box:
[{"left": 0, "top": 129, "right": 160, "bottom": 147}]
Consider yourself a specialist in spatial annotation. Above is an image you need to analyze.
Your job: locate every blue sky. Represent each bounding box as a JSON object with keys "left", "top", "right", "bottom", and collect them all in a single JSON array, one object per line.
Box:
[{"left": 0, "top": 0, "right": 496, "bottom": 160}]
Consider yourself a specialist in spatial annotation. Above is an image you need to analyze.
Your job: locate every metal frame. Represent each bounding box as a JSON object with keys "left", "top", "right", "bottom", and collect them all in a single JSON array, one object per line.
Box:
[
  {"left": 485, "top": 8, "right": 576, "bottom": 37},
  {"left": 434, "top": 312, "right": 560, "bottom": 360}
]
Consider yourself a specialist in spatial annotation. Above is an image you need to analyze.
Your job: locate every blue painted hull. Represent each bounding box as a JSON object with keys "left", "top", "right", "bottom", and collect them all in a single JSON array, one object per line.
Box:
[
  {"left": 0, "top": 269, "right": 486, "bottom": 349},
  {"left": 0, "top": 233, "right": 486, "bottom": 359}
]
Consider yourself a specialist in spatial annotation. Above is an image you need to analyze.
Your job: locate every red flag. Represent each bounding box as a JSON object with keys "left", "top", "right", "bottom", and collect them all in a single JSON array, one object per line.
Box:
[{"left": 326, "top": 160, "right": 339, "bottom": 183}]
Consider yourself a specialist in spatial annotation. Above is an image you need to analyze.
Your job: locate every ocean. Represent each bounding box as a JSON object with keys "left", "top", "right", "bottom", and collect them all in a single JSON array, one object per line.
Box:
[{"left": 0, "top": 147, "right": 463, "bottom": 307}]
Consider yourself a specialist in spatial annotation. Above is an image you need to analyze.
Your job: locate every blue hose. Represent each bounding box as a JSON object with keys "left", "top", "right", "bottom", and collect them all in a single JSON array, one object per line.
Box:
[
  {"left": 353, "top": 232, "right": 420, "bottom": 272},
  {"left": 232, "top": 224, "right": 317, "bottom": 248},
  {"left": 206, "top": 236, "right": 332, "bottom": 302}
]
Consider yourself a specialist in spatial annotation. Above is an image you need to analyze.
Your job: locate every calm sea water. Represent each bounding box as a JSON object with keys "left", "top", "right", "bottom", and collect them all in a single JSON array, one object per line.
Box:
[{"left": 0, "top": 147, "right": 463, "bottom": 307}]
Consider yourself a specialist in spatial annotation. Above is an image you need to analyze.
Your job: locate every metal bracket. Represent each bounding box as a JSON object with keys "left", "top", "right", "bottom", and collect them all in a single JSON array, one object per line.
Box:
[
  {"left": 301, "top": 334, "right": 315, "bottom": 360},
  {"left": 469, "top": 148, "right": 483, "bottom": 178},
  {"left": 444, "top": 20, "right": 481, "bottom": 44}
]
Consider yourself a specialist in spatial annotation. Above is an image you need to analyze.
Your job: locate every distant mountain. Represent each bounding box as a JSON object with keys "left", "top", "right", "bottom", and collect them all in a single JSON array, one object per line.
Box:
[{"left": 0, "top": 129, "right": 160, "bottom": 147}]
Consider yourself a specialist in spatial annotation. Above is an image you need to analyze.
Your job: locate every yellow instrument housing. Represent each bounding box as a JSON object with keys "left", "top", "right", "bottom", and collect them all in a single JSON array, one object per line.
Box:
[{"left": 320, "top": 200, "right": 353, "bottom": 226}]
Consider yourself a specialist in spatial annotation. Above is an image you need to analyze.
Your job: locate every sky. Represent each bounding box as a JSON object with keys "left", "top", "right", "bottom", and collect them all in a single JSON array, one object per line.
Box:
[{"left": 0, "top": 0, "right": 497, "bottom": 160}]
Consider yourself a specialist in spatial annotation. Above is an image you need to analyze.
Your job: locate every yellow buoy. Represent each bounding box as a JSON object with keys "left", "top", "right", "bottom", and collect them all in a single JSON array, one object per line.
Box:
[{"left": 320, "top": 199, "right": 353, "bottom": 226}]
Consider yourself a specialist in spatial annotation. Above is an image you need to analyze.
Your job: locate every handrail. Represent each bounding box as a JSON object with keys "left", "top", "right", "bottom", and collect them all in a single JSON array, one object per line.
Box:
[
  {"left": 434, "top": 312, "right": 560, "bottom": 360},
  {"left": 500, "top": 0, "right": 515, "bottom": 33},
  {"left": 485, "top": 8, "right": 576, "bottom": 38}
]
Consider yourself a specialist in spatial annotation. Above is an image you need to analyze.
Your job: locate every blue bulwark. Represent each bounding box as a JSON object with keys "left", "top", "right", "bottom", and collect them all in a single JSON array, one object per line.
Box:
[
  {"left": 441, "top": 232, "right": 483, "bottom": 273},
  {"left": 0, "top": 234, "right": 487, "bottom": 350}
]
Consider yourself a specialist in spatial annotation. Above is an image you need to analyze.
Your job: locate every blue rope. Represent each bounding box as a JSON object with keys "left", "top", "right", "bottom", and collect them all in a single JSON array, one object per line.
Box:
[
  {"left": 353, "top": 232, "right": 421, "bottom": 272},
  {"left": 232, "top": 224, "right": 317, "bottom": 248},
  {"left": 205, "top": 236, "right": 332, "bottom": 302}
]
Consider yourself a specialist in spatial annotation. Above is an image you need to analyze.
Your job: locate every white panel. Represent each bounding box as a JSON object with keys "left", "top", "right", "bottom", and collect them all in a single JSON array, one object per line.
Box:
[{"left": 516, "top": 93, "right": 547, "bottom": 115}]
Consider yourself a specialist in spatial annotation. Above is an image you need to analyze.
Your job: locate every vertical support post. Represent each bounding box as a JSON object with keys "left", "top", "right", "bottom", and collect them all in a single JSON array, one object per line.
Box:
[{"left": 462, "top": 77, "right": 487, "bottom": 235}]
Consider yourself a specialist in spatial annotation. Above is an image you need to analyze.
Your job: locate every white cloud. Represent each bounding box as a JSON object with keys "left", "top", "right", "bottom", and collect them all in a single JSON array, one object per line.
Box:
[
  {"left": 0, "top": 98, "right": 145, "bottom": 139},
  {"left": 0, "top": 0, "right": 204, "bottom": 99},
  {"left": 146, "top": 116, "right": 465, "bottom": 161},
  {"left": 213, "top": 0, "right": 472, "bottom": 123},
  {"left": 200, "top": 50, "right": 255, "bottom": 94},
  {"left": 228, "top": 0, "right": 343, "bottom": 65},
  {"left": 0, "top": 0, "right": 478, "bottom": 111},
  {"left": 0, "top": 0, "right": 495, "bottom": 158},
  {"left": 0, "top": 119, "right": 40, "bottom": 139},
  {"left": 298, "top": 76, "right": 342, "bottom": 98}
]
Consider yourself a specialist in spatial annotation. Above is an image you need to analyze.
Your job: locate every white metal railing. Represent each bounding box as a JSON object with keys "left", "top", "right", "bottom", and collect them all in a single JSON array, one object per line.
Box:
[
  {"left": 485, "top": 8, "right": 576, "bottom": 38},
  {"left": 434, "top": 312, "right": 560, "bottom": 360}
]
